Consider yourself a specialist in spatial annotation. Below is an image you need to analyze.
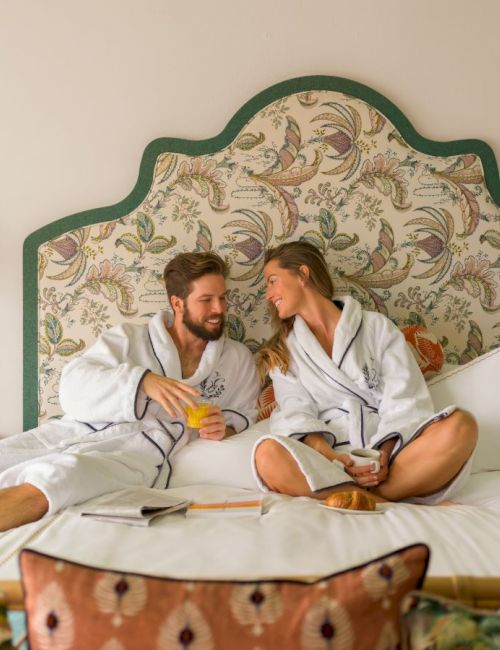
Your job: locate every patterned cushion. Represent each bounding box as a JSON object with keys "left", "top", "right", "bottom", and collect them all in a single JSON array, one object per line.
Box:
[
  {"left": 256, "top": 382, "right": 277, "bottom": 422},
  {"left": 401, "top": 325, "right": 445, "bottom": 378},
  {"left": 400, "top": 590, "right": 500, "bottom": 649},
  {"left": 20, "top": 544, "right": 429, "bottom": 650}
]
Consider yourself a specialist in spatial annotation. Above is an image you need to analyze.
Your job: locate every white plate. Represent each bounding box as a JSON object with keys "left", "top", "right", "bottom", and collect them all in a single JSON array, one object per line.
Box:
[{"left": 319, "top": 503, "right": 385, "bottom": 515}]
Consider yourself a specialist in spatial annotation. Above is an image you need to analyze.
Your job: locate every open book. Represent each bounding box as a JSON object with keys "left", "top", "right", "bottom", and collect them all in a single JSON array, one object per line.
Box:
[{"left": 80, "top": 487, "right": 191, "bottom": 527}]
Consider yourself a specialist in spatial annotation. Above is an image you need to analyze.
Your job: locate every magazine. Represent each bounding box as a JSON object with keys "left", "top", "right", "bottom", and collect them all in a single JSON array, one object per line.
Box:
[
  {"left": 80, "top": 487, "right": 191, "bottom": 527},
  {"left": 186, "top": 494, "right": 263, "bottom": 518}
]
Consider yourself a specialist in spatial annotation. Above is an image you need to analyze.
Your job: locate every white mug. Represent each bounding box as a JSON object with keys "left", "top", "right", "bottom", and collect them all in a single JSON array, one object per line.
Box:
[{"left": 349, "top": 448, "right": 381, "bottom": 473}]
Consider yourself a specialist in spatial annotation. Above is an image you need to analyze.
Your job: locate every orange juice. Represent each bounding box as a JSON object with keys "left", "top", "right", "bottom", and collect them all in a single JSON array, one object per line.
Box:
[{"left": 185, "top": 401, "right": 212, "bottom": 428}]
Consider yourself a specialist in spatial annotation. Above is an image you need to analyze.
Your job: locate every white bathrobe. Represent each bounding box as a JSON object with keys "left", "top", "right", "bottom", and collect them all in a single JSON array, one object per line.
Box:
[
  {"left": 0, "top": 310, "right": 260, "bottom": 514},
  {"left": 252, "top": 296, "right": 469, "bottom": 503}
]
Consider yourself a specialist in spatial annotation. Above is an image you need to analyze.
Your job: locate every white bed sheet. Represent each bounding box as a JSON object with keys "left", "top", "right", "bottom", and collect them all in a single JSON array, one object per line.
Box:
[{"left": 0, "top": 472, "right": 499, "bottom": 583}]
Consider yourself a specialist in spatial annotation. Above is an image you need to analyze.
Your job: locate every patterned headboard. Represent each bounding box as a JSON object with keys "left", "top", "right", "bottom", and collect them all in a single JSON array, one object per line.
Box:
[{"left": 24, "top": 76, "right": 500, "bottom": 429}]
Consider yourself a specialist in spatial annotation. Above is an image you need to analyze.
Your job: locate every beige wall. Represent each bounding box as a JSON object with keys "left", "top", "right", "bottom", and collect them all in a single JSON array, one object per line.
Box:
[{"left": 1, "top": 0, "right": 498, "bottom": 432}]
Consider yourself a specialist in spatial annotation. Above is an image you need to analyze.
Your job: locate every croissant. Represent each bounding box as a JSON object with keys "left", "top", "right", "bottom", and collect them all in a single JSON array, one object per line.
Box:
[{"left": 324, "top": 490, "right": 377, "bottom": 511}]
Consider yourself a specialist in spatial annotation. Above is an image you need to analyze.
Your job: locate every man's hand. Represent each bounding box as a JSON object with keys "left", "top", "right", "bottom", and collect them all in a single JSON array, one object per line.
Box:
[
  {"left": 140, "top": 372, "right": 199, "bottom": 419},
  {"left": 199, "top": 405, "right": 227, "bottom": 441}
]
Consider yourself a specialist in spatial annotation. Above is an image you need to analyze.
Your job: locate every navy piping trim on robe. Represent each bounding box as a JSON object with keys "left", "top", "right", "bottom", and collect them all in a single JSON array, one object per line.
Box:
[
  {"left": 326, "top": 407, "right": 349, "bottom": 417},
  {"left": 79, "top": 421, "right": 115, "bottom": 432},
  {"left": 360, "top": 403, "right": 365, "bottom": 447},
  {"left": 390, "top": 408, "right": 455, "bottom": 462},
  {"left": 337, "top": 317, "right": 363, "bottom": 370},
  {"left": 134, "top": 369, "right": 152, "bottom": 420},
  {"left": 141, "top": 431, "right": 166, "bottom": 485},
  {"left": 291, "top": 430, "right": 336, "bottom": 446},
  {"left": 374, "top": 432, "right": 403, "bottom": 465},
  {"left": 156, "top": 417, "right": 180, "bottom": 444},
  {"left": 303, "top": 349, "right": 373, "bottom": 407},
  {"left": 221, "top": 408, "right": 249, "bottom": 432},
  {"left": 147, "top": 330, "right": 166, "bottom": 377},
  {"left": 158, "top": 420, "right": 186, "bottom": 490}
]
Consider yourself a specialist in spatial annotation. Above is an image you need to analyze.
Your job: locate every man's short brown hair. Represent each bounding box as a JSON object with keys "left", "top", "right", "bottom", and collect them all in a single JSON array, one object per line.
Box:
[{"left": 163, "top": 251, "right": 228, "bottom": 302}]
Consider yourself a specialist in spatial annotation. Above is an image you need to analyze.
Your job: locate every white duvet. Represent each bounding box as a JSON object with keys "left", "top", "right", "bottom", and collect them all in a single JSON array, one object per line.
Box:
[
  {"left": 1, "top": 348, "right": 499, "bottom": 583},
  {"left": 0, "top": 470, "right": 498, "bottom": 582}
]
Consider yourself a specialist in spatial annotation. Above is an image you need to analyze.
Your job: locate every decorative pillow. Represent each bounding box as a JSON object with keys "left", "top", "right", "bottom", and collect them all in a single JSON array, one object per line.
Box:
[
  {"left": 257, "top": 382, "right": 277, "bottom": 422},
  {"left": 400, "top": 590, "right": 500, "bottom": 650},
  {"left": 401, "top": 325, "right": 445, "bottom": 378},
  {"left": 20, "top": 544, "right": 429, "bottom": 650},
  {"left": 428, "top": 346, "right": 500, "bottom": 473}
]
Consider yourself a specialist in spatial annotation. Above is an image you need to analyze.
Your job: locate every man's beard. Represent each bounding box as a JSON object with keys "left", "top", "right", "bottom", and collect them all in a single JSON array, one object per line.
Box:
[{"left": 182, "top": 306, "right": 225, "bottom": 341}]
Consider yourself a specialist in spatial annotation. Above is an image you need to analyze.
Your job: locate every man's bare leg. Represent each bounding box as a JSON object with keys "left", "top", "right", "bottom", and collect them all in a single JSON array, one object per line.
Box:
[
  {"left": 0, "top": 484, "right": 49, "bottom": 532},
  {"left": 254, "top": 439, "right": 385, "bottom": 502}
]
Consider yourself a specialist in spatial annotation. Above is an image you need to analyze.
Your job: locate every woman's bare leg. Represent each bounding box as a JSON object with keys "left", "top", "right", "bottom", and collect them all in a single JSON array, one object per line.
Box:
[
  {"left": 373, "top": 410, "right": 477, "bottom": 502},
  {"left": 254, "top": 439, "right": 383, "bottom": 501},
  {"left": 0, "top": 484, "right": 49, "bottom": 531}
]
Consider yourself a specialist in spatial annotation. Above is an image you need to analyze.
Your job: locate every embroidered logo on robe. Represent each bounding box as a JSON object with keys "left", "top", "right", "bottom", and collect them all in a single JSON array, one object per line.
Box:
[
  {"left": 362, "top": 360, "right": 380, "bottom": 392},
  {"left": 200, "top": 372, "right": 226, "bottom": 400}
]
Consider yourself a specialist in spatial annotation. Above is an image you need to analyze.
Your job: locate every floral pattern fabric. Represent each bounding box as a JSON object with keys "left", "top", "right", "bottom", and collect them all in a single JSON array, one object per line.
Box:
[
  {"left": 400, "top": 590, "right": 500, "bottom": 649},
  {"left": 35, "top": 86, "right": 500, "bottom": 422},
  {"left": 20, "top": 544, "right": 429, "bottom": 650}
]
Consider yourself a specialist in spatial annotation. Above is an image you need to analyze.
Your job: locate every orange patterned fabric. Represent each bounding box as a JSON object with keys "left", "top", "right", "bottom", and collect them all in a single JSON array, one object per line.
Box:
[
  {"left": 401, "top": 325, "right": 445, "bottom": 378},
  {"left": 20, "top": 544, "right": 429, "bottom": 650}
]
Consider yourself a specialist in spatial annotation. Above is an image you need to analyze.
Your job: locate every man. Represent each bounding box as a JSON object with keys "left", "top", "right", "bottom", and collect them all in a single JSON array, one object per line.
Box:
[{"left": 0, "top": 251, "right": 260, "bottom": 531}]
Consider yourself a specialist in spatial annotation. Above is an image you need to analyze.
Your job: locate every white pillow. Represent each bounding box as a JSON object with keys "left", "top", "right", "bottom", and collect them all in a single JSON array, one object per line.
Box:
[
  {"left": 427, "top": 347, "right": 500, "bottom": 473},
  {"left": 168, "top": 420, "right": 270, "bottom": 489}
]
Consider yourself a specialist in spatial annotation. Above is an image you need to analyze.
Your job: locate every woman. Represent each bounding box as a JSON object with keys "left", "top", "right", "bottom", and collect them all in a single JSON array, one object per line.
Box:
[{"left": 254, "top": 241, "right": 477, "bottom": 504}]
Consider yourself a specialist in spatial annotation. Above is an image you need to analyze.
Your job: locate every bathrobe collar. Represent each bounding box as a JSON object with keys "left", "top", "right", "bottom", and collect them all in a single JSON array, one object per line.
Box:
[
  {"left": 148, "top": 310, "right": 225, "bottom": 385},
  {"left": 291, "top": 295, "right": 363, "bottom": 368}
]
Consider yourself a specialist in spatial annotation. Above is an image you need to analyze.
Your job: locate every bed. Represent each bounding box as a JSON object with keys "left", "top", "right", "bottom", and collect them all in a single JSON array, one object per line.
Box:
[{"left": 3, "top": 76, "right": 500, "bottom": 621}]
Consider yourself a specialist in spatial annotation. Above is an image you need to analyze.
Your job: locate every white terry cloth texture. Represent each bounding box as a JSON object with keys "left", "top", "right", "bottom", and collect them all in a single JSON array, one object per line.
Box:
[
  {"left": 0, "top": 420, "right": 172, "bottom": 514},
  {"left": 250, "top": 433, "right": 354, "bottom": 493},
  {"left": 0, "top": 310, "right": 260, "bottom": 515}
]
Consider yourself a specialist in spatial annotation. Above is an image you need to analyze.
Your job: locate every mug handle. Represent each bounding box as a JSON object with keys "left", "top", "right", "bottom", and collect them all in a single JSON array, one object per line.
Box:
[{"left": 370, "top": 460, "right": 380, "bottom": 473}]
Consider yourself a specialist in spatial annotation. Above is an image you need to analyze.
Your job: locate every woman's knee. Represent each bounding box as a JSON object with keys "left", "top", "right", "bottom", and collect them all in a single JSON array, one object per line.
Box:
[
  {"left": 254, "top": 439, "right": 286, "bottom": 479},
  {"left": 440, "top": 409, "right": 478, "bottom": 454}
]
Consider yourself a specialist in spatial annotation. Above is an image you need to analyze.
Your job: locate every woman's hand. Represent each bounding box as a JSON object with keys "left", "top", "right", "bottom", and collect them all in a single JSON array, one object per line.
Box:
[
  {"left": 346, "top": 449, "right": 390, "bottom": 488},
  {"left": 331, "top": 453, "right": 354, "bottom": 469}
]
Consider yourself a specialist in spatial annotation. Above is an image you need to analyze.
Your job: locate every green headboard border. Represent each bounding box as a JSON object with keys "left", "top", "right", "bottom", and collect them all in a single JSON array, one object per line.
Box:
[{"left": 23, "top": 74, "right": 500, "bottom": 429}]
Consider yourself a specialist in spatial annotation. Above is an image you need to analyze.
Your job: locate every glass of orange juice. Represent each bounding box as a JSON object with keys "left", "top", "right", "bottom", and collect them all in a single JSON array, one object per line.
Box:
[{"left": 185, "top": 398, "right": 212, "bottom": 429}]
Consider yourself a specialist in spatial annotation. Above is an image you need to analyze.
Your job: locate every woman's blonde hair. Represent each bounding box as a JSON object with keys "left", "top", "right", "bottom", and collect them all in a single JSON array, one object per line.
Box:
[{"left": 257, "top": 241, "right": 334, "bottom": 381}]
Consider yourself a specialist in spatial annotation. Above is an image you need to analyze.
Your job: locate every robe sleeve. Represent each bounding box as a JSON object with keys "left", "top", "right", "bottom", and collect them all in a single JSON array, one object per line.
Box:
[
  {"left": 368, "top": 316, "right": 438, "bottom": 453},
  {"left": 268, "top": 367, "right": 338, "bottom": 445},
  {"left": 58, "top": 324, "right": 150, "bottom": 423},
  {"left": 219, "top": 343, "right": 260, "bottom": 433}
]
